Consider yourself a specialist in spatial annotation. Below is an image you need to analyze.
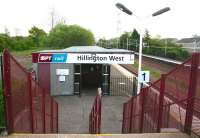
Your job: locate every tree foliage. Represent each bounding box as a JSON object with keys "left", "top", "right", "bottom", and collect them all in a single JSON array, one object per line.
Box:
[
  {"left": 97, "top": 29, "right": 190, "bottom": 61},
  {"left": 47, "top": 24, "right": 95, "bottom": 48},
  {"left": 143, "top": 29, "right": 150, "bottom": 46},
  {"left": 0, "top": 24, "right": 95, "bottom": 52},
  {"left": 28, "top": 26, "right": 47, "bottom": 47},
  {"left": 119, "top": 32, "right": 131, "bottom": 49},
  {"left": 0, "top": 34, "right": 13, "bottom": 51}
]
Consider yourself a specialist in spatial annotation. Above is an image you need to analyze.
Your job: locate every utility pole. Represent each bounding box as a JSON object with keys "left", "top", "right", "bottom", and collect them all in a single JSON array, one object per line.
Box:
[
  {"left": 50, "top": 7, "right": 55, "bottom": 30},
  {"left": 127, "top": 38, "right": 129, "bottom": 50},
  {"left": 165, "top": 39, "right": 167, "bottom": 56}
]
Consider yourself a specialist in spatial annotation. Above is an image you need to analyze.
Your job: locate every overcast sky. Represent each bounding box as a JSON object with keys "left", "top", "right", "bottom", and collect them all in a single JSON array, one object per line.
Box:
[{"left": 0, "top": 0, "right": 199, "bottom": 40}]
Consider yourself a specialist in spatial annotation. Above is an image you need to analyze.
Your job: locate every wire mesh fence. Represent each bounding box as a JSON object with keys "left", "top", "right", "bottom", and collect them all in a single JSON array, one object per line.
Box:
[
  {"left": 110, "top": 76, "right": 136, "bottom": 96},
  {"left": 122, "top": 53, "right": 200, "bottom": 136},
  {"left": 2, "top": 49, "right": 58, "bottom": 134}
]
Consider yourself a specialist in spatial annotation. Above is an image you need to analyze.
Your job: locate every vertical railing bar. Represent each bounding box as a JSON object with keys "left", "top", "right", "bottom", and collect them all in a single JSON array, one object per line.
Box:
[
  {"left": 157, "top": 74, "right": 166, "bottom": 132},
  {"left": 28, "top": 72, "right": 34, "bottom": 133},
  {"left": 3, "top": 50, "right": 13, "bottom": 134},
  {"left": 184, "top": 53, "right": 199, "bottom": 134}
]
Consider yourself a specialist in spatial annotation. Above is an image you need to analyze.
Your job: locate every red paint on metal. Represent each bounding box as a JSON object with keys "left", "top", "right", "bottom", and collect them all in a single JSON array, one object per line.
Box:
[
  {"left": 129, "top": 97, "right": 133, "bottom": 133},
  {"left": 184, "top": 53, "right": 199, "bottom": 134},
  {"left": 56, "top": 103, "right": 58, "bottom": 133},
  {"left": 139, "top": 88, "right": 147, "bottom": 133},
  {"left": 28, "top": 72, "right": 34, "bottom": 133},
  {"left": 3, "top": 50, "right": 13, "bottom": 134},
  {"left": 157, "top": 74, "right": 166, "bottom": 132},
  {"left": 42, "top": 90, "right": 46, "bottom": 133},
  {"left": 122, "top": 53, "right": 200, "bottom": 136},
  {"left": 38, "top": 63, "right": 50, "bottom": 93},
  {"left": 89, "top": 91, "right": 101, "bottom": 134},
  {"left": 51, "top": 98, "right": 53, "bottom": 132},
  {"left": 3, "top": 50, "right": 58, "bottom": 134},
  {"left": 32, "top": 53, "right": 39, "bottom": 63}
]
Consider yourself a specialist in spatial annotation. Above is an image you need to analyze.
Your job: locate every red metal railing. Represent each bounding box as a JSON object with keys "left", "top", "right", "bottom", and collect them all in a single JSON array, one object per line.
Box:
[
  {"left": 3, "top": 49, "right": 58, "bottom": 134},
  {"left": 89, "top": 89, "right": 102, "bottom": 134},
  {"left": 122, "top": 53, "right": 200, "bottom": 136}
]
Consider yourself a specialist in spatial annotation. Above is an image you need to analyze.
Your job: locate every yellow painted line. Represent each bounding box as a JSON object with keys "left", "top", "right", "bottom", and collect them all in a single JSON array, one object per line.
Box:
[
  {"left": 95, "top": 134, "right": 112, "bottom": 136},
  {"left": 11, "top": 133, "right": 32, "bottom": 135}
]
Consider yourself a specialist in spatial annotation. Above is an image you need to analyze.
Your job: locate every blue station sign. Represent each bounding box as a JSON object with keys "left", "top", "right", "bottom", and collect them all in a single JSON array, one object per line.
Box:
[{"left": 52, "top": 53, "right": 67, "bottom": 63}]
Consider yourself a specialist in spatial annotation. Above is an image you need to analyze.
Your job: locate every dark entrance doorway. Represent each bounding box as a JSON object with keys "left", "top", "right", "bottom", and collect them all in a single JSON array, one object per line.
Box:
[
  {"left": 81, "top": 64, "right": 102, "bottom": 95},
  {"left": 73, "top": 64, "right": 111, "bottom": 96}
]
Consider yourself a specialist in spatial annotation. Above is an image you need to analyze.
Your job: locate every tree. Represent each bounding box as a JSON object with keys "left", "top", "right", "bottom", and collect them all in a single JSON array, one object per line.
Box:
[
  {"left": 12, "top": 36, "right": 35, "bottom": 50},
  {"left": 130, "top": 29, "right": 140, "bottom": 51},
  {"left": 119, "top": 32, "right": 131, "bottom": 49},
  {"left": 47, "top": 24, "right": 95, "bottom": 48},
  {"left": 28, "top": 26, "right": 47, "bottom": 47},
  {"left": 0, "top": 33, "right": 13, "bottom": 51},
  {"left": 143, "top": 29, "right": 151, "bottom": 47}
]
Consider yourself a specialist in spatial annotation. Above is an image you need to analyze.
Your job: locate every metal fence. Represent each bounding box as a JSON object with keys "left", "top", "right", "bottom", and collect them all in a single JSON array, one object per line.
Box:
[
  {"left": 2, "top": 49, "right": 58, "bottom": 134},
  {"left": 89, "top": 88, "right": 102, "bottom": 134},
  {"left": 110, "top": 76, "right": 136, "bottom": 96},
  {"left": 122, "top": 53, "right": 200, "bottom": 136}
]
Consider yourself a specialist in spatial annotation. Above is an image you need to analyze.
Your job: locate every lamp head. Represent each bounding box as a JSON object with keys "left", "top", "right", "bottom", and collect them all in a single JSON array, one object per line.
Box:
[
  {"left": 152, "top": 7, "right": 170, "bottom": 17},
  {"left": 116, "top": 3, "right": 132, "bottom": 15}
]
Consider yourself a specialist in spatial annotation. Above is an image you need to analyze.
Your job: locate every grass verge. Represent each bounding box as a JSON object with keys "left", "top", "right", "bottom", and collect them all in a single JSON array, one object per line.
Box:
[{"left": 133, "top": 62, "right": 161, "bottom": 80}]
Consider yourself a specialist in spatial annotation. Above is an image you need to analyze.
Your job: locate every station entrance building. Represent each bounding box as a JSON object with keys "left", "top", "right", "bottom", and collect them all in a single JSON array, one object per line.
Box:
[{"left": 32, "top": 46, "right": 134, "bottom": 96}]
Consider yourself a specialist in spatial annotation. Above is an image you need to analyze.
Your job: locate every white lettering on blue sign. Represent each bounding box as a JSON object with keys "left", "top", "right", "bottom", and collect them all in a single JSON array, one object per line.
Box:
[{"left": 52, "top": 54, "right": 67, "bottom": 63}]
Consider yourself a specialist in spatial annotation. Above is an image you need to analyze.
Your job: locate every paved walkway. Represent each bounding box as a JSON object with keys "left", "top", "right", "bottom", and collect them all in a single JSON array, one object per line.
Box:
[
  {"left": 54, "top": 95, "right": 128, "bottom": 134},
  {"left": 101, "top": 96, "right": 128, "bottom": 133},
  {"left": 52, "top": 65, "right": 131, "bottom": 134},
  {"left": 54, "top": 96, "right": 94, "bottom": 133}
]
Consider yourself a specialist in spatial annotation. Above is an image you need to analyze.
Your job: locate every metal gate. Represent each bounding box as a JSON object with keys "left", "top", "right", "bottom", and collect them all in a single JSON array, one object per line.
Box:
[
  {"left": 110, "top": 76, "right": 136, "bottom": 96},
  {"left": 89, "top": 88, "right": 102, "bottom": 134}
]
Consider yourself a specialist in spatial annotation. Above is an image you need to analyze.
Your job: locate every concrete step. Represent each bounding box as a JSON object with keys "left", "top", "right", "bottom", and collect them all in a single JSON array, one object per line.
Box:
[{"left": 1, "top": 133, "right": 190, "bottom": 138}]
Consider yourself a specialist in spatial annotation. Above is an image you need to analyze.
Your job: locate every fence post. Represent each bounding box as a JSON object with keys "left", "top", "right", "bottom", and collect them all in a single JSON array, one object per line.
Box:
[
  {"left": 3, "top": 50, "right": 13, "bottom": 134},
  {"left": 28, "top": 72, "right": 34, "bottom": 133},
  {"left": 50, "top": 98, "right": 53, "bottom": 132},
  {"left": 129, "top": 97, "right": 134, "bottom": 133},
  {"left": 42, "top": 91, "right": 46, "bottom": 133},
  {"left": 157, "top": 74, "right": 166, "bottom": 132},
  {"left": 132, "top": 77, "right": 137, "bottom": 96},
  {"left": 56, "top": 102, "right": 58, "bottom": 133},
  {"left": 0, "top": 54, "right": 8, "bottom": 132},
  {"left": 139, "top": 87, "right": 147, "bottom": 133},
  {"left": 122, "top": 103, "right": 126, "bottom": 133},
  {"left": 99, "top": 94, "right": 102, "bottom": 134},
  {"left": 184, "top": 53, "right": 199, "bottom": 134}
]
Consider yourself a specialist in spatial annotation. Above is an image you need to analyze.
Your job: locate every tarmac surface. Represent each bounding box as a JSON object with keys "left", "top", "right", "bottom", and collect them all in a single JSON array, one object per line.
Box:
[
  {"left": 53, "top": 65, "right": 130, "bottom": 134},
  {"left": 54, "top": 95, "right": 128, "bottom": 134}
]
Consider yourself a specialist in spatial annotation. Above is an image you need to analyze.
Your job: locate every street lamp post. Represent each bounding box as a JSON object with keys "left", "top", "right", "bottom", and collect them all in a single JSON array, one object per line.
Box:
[{"left": 116, "top": 3, "right": 170, "bottom": 95}]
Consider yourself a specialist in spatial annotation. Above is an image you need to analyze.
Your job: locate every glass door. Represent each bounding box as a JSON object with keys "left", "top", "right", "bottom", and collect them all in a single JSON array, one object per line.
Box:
[{"left": 101, "top": 64, "right": 110, "bottom": 95}]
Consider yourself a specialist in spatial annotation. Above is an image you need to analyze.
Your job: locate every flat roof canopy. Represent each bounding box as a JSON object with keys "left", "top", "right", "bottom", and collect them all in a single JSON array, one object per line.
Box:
[
  {"left": 33, "top": 46, "right": 134, "bottom": 54},
  {"left": 32, "top": 46, "right": 134, "bottom": 64}
]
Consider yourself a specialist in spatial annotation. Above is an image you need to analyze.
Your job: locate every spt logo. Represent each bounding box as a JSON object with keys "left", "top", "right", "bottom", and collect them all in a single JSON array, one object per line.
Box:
[{"left": 38, "top": 54, "right": 52, "bottom": 62}]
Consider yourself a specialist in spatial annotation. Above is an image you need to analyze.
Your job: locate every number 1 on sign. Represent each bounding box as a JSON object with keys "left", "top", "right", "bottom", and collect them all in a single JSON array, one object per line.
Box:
[
  {"left": 139, "top": 71, "right": 150, "bottom": 83},
  {"left": 142, "top": 72, "right": 146, "bottom": 81}
]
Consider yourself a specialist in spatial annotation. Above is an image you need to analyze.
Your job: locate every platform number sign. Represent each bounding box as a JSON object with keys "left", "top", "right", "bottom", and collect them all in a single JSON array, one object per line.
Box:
[{"left": 138, "top": 71, "right": 150, "bottom": 83}]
